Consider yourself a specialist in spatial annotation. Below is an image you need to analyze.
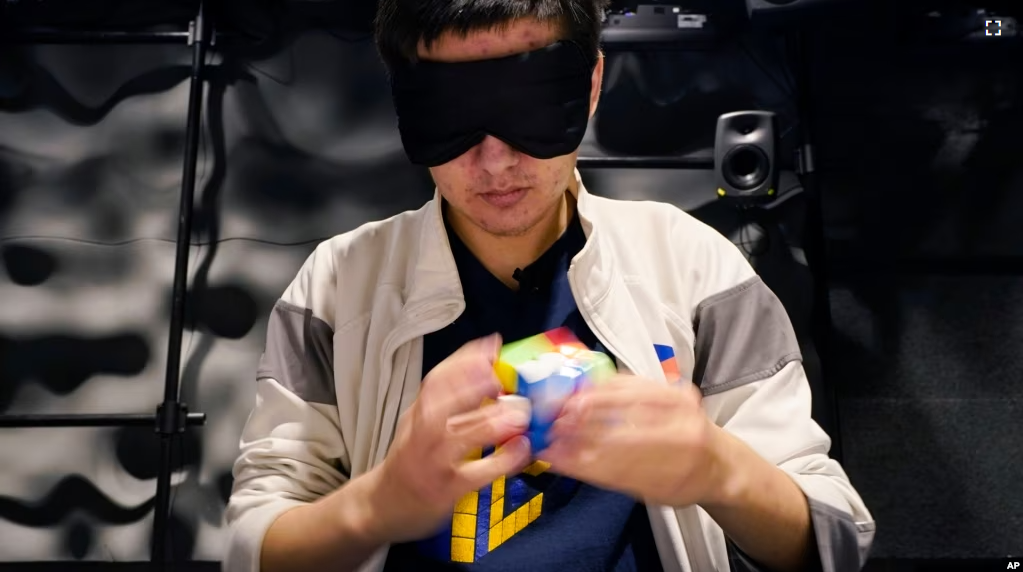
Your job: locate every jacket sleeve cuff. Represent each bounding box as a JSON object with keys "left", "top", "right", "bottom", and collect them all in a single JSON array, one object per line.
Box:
[
  {"left": 805, "top": 496, "right": 876, "bottom": 572},
  {"left": 225, "top": 499, "right": 308, "bottom": 572},
  {"left": 725, "top": 496, "right": 874, "bottom": 572}
]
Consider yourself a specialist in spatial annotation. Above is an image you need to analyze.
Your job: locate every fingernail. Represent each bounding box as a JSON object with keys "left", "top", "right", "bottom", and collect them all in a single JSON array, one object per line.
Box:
[
  {"left": 500, "top": 404, "right": 531, "bottom": 429},
  {"left": 498, "top": 395, "right": 532, "bottom": 426},
  {"left": 486, "top": 332, "right": 502, "bottom": 354},
  {"left": 508, "top": 409, "right": 531, "bottom": 428},
  {"left": 511, "top": 435, "right": 531, "bottom": 453}
]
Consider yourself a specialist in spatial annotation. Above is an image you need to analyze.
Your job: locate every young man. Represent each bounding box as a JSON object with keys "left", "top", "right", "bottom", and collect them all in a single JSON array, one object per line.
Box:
[{"left": 225, "top": 2, "right": 875, "bottom": 571}]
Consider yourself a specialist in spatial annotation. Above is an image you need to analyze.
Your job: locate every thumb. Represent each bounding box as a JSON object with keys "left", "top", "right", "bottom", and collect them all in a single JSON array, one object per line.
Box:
[
  {"left": 460, "top": 435, "right": 531, "bottom": 489},
  {"left": 465, "top": 332, "right": 502, "bottom": 364}
]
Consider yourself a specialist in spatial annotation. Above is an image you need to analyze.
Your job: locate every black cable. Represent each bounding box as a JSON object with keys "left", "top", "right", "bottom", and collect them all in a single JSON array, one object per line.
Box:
[
  {"left": 736, "top": 38, "right": 795, "bottom": 99},
  {"left": 774, "top": 36, "right": 797, "bottom": 95},
  {"left": 734, "top": 38, "right": 801, "bottom": 142},
  {"left": 735, "top": 206, "right": 771, "bottom": 259},
  {"left": 729, "top": 183, "right": 805, "bottom": 259},
  {"left": 762, "top": 184, "right": 805, "bottom": 210}
]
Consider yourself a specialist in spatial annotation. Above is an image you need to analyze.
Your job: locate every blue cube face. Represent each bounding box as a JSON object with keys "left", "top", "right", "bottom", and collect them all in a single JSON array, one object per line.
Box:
[
  {"left": 514, "top": 354, "right": 571, "bottom": 451},
  {"left": 527, "top": 427, "right": 550, "bottom": 452},
  {"left": 526, "top": 373, "right": 577, "bottom": 422},
  {"left": 522, "top": 364, "right": 600, "bottom": 452}
]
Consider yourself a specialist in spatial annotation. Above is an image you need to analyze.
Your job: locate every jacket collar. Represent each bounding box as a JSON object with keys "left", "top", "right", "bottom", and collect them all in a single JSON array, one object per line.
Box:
[
  {"left": 404, "top": 169, "right": 615, "bottom": 317},
  {"left": 402, "top": 168, "right": 662, "bottom": 383}
]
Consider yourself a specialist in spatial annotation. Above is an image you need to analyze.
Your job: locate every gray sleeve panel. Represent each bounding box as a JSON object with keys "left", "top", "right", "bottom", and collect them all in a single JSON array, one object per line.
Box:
[
  {"left": 725, "top": 498, "right": 873, "bottom": 572},
  {"left": 809, "top": 496, "right": 876, "bottom": 572},
  {"left": 693, "top": 276, "right": 803, "bottom": 396},
  {"left": 256, "top": 299, "right": 337, "bottom": 405}
]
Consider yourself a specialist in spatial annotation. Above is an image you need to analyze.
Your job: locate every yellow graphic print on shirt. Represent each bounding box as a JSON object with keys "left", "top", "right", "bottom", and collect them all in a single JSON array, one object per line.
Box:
[{"left": 449, "top": 444, "right": 551, "bottom": 563}]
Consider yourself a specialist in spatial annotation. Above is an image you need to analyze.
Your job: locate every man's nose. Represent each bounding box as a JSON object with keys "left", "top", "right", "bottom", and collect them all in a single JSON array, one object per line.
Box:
[{"left": 476, "top": 134, "right": 520, "bottom": 174}]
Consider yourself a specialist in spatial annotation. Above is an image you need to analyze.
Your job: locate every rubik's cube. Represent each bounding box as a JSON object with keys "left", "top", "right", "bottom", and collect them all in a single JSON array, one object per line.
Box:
[{"left": 494, "top": 328, "right": 616, "bottom": 451}]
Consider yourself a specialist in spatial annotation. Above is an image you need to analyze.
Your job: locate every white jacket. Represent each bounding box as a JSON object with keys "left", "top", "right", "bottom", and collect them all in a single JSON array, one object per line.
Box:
[{"left": 225, "top": 170, "right": 875, "bottom": 572}]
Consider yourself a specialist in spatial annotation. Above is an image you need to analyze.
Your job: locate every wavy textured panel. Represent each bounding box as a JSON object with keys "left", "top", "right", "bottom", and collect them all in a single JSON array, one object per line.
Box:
[{"left": 0, "top": 31, "right": 417, "bottom": 561}]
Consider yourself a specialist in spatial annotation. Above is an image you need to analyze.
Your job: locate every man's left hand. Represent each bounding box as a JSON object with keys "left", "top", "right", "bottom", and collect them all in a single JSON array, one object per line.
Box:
[{"left": 537, "top": 376, "right": 738, "bottom": 508}]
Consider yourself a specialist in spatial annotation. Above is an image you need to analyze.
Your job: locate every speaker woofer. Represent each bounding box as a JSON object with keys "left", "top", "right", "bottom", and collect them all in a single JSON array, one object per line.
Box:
[{"left": 722, "top": 145, "right": 770, "bottom": 191}]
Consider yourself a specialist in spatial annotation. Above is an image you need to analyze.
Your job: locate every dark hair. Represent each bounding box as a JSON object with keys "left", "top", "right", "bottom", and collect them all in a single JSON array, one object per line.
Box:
[{"left": 374, "top": 0, "right": 609, "bottom": 70}]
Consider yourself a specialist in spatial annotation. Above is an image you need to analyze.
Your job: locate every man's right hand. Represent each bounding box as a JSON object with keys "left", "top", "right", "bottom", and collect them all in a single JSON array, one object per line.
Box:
[{"left": 366, "top": 333, "right": 533, "bottom": 543}]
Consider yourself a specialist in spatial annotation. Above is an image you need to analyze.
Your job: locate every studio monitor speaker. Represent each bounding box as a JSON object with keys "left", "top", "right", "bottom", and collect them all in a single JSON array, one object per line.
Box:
[{"left": 714, "top": 111, "right": 778, "bottom": 202}]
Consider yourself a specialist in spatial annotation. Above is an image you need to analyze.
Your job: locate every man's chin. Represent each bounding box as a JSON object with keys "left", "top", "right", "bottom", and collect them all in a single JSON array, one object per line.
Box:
[
  {"left": 470, "top": 212, "right": 539, "bottom": 238},
  {"left": 476, "top": 221, "right": 536, "bottom": 238}
]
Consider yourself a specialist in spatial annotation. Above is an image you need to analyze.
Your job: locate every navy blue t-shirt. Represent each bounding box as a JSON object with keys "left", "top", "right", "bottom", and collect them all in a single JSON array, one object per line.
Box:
[{"left": 383, "top": 211, "right": 664, "bottom": 572}]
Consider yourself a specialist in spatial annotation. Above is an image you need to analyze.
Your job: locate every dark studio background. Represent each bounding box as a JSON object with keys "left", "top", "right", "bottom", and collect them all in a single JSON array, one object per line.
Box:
[{"left": 0, "top": 0, "right": 1020, "bottom": 569}]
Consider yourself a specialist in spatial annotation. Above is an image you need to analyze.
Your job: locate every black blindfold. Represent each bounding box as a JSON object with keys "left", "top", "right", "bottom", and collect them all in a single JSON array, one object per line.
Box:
[{"left": 389, "top": 41, "right": 595, "bottom": 167}]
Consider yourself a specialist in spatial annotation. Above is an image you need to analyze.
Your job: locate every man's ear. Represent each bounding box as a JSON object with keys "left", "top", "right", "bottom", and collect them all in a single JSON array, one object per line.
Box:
[{"left": 589, "top": 51, "right": 604, "bottom": 119}]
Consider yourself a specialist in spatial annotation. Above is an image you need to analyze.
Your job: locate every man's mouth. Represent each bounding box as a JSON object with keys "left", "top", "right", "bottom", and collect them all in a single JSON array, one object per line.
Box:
[{"left": 480, "top": 187, "right": 529, "bottom": 208}]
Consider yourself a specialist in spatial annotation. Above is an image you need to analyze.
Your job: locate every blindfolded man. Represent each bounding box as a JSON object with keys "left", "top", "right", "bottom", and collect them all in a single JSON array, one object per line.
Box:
[{"left": 225, "top": 2, "right": 875, "bottom": 571}]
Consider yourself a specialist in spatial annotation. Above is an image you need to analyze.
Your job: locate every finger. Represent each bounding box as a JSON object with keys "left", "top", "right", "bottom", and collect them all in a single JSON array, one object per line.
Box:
[
  {"left": 682, "top": 380, "right": 703, "bottom": 405},
  {"left": 459, "top": 435, "right": 532, "bottom": 490},
  {"left": 421, "top": 334, "right": 504, "bottom": 421},
  {"left": 421, "top": 378, "right": 500, "bottom": 433},
  {"left": 446, "top": 395, "right": 530, "bottom": 429},
  {"left": 537, "top": 438, "right": 574, "bottom": 467},
  {"left": 576, "top": 374, "right": 643, "bottom": 394},
  {"left": 537, "top": 438, "right": 600, "bottom": 480},
  {"left": 450, "top": 332, "right": 502, "bottom": 364},
  {"left": 446, "top": 402, "right": 501, "bottom": 432},
  {"left": 548, "top": 414, "right": 618, "bottom": 447},
  {"left": 424, "top": 334, "right": 502, "bottom": 394},
  {"left": 458, "top": 420, "right": 529, "bottom": 455},
  {"left": 548, "top": 401, "right": 652, "bottom": 446},
  {"left": 562, "top": 380, "right": 675, "bottom": 420},
  {"left": 447, "top": 401, "right": 530, "bottom": 441}
]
